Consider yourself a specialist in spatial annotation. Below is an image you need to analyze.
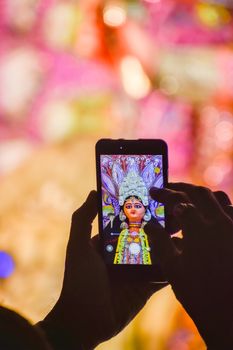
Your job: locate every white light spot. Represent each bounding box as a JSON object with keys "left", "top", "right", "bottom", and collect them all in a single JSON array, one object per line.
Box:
[
  {"left": 0, "top": 140, "right": 33, "bottom": 174},
  {"left": 103, "top": 5, "right": 126, "bottom": 27},
  {"left": 40, "top": 102, "right": 75, "bottom": 142},
  {"left": 120, "top": 56, "right": 151, "bottom": 99}
]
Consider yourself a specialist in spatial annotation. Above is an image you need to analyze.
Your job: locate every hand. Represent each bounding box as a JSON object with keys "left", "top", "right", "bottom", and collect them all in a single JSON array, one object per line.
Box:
[
  {"left": 145, "top": 183, "right": 233, "bottom": 349},
  {"left": 39, "top": 191, "right": 165, "bottom": 350}
]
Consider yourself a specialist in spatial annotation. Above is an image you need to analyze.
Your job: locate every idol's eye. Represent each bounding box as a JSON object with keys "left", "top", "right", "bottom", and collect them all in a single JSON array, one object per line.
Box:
[
  {"left": 134, "top": 203, "right": 143, "bottom": 209},
  {"left": 125, "top": 204, "right": 132, "bottom": 209}
]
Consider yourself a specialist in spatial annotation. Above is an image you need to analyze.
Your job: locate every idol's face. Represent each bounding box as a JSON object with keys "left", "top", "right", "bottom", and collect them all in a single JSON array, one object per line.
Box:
[{"left": 123, "top": 197, "right": 146, "bottom": 222}]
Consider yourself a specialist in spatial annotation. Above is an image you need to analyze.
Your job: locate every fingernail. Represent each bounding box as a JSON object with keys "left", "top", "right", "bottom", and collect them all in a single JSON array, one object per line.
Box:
[{"left": 173, "top": 203, "right": 189, "bottom": 217}]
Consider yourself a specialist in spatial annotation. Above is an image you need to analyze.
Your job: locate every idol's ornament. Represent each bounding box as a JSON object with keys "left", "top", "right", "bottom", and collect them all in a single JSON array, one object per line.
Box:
[
  {"left": 116, "top": 170, "right": 152, "bottom": 264},
  {"left": 101, "top": 155, "right": 164, "bottom": 265}
]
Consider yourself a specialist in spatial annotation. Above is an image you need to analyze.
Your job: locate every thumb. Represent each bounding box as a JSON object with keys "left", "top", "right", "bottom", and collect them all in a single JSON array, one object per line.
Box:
[
  {"left": 144, "top": 222, "right": 178, "bottom": 276},
  {"left": 68, "top": 191, "right": 98, "bottom": 253},
  {"left": 173, "top": 203, "right": 204, "bottom": 245}
]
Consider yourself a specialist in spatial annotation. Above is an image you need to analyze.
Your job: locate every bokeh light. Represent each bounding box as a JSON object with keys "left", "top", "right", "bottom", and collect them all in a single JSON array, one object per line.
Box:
[
  {"left": 120, "top": 56, "right": 151, "bottom": 98},
  {"left": 0, "top": 252, "right": 15, "bottom": 279},
  {"left": 103, "top": 4, "right": 127, "bottom": 27}
]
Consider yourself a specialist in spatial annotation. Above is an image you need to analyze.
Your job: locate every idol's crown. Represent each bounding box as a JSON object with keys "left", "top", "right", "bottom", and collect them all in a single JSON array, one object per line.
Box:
[{"left": 119, "top": 171, "right": 148, "bottom": 206}]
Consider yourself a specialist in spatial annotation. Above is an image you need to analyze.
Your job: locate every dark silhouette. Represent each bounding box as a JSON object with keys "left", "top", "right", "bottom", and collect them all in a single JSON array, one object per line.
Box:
[
  {"left": 0, "top": 184, "right": 232, "bottom": 349},
  {"left": 146, "top": 183, "right": 233, "bottom": 349},
  {"left": 37, "top": 191, "right": 164, "bottom": 350},
  {"left": 0, "top": 306, "right": 51, "bottom": 349}
]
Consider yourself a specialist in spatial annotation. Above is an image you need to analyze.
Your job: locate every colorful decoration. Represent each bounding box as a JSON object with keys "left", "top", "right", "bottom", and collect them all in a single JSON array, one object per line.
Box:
[
  {"left": 114, "top": 227, "right": 152, "bottom": 264},
  {"left": 100, "top": 155, "right": 164, "bottom": 265}
]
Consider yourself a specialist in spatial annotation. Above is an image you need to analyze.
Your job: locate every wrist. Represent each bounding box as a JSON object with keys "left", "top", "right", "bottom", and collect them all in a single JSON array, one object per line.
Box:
[
  {"left": 39, "top": 298, "right": 96, "bottom": 350},
  {"left": 37, "top": 319, "right": 87, "bottom": 350},
  {"left": 197, "top": 320, "right": 233, "bottom": 350}
]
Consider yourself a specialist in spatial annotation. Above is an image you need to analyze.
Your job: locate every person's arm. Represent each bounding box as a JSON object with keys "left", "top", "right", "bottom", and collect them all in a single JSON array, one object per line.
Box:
[
  {"left": 37, "top": 191, "right": 165, "bottom": 350},
  {"left": 36, "top": 319, "right": 84, "bottom": 350},
  {"left": 146, "top": 183, "right": 233, "bottom": 349}
]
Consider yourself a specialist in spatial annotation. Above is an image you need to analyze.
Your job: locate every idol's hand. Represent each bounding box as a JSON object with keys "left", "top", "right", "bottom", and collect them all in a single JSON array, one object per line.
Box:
[
  {"left": 38, "top": 191, "right": 165, "bottom": 350},
  {"left": 146, "top": 183, "right": 233, "bottom": 349}
]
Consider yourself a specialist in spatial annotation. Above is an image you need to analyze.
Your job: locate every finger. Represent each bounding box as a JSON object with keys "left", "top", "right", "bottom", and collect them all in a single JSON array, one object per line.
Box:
[
  {"left": 69, "top": 191, "right": 98, "bottom": 251},
  {"left": 166, "top": 213, "right": 181, "bottom": 234},
  {"left": 144, "top": 222, "right": 178, "bottom": 274},
  {"left": 172, "top": 202, "right": 204, "bottom": 244},
  {"left": 213, "top": 190, "right": 232, "bottom": 207},
  {"left": 90, "top": 234, "right": 101, "bottom": 253},
  {"left": 213, "top": 190, "right": 233, "bottom": 221},
  {"left": 168, "top": 183, "right": 226, "bottom": 220},
  {"left": 150, "top": 187, "right": 191, "bottom": 215},
  {"left": 224, "top": 205, "right": 233, "bottom": 221},
  {"left": 172, "top": 236, "right": 184, "bottom": 252},
  {"left": 149, "top": 188, "right": 185, "bottom": 233}
]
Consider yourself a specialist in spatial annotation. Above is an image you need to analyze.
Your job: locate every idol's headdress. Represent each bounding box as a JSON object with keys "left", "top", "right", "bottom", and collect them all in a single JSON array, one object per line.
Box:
[
  {"left": 119, "top": 171, "right": 148, "bottom": 206},
  {"left": 101, "top": 155, "right": 163, "bottom": 217}
]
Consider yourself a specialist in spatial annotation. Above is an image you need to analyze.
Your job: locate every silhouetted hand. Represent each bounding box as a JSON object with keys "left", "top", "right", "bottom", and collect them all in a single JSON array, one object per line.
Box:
[
  {"left": 145, "top": 183, "right": 233, "bottom": 350},
  {"left": 38, "top": 191, "right": 165, "bottom": 350}
]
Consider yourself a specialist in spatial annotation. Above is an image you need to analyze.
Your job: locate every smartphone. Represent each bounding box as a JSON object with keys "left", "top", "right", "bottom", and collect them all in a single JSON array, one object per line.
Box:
[{"left": 96, "top": 139, "right": 168, "bottom": 282}]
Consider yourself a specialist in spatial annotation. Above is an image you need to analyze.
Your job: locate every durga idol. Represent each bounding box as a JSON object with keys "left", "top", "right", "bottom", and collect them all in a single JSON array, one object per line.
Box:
[{"left": 113, "top": 171, "right": 152, "bottom": 265}]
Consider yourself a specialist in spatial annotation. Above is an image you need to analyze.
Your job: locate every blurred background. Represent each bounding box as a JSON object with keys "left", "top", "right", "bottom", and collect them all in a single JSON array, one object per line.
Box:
[{"left": 0, "top": 0, "right": 233, "bottom": 348}]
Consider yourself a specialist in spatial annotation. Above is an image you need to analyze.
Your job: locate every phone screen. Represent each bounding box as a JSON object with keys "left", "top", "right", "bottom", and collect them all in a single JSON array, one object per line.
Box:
[{"left": 100, "top": 154, "right": 165, "bottom": 265}]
